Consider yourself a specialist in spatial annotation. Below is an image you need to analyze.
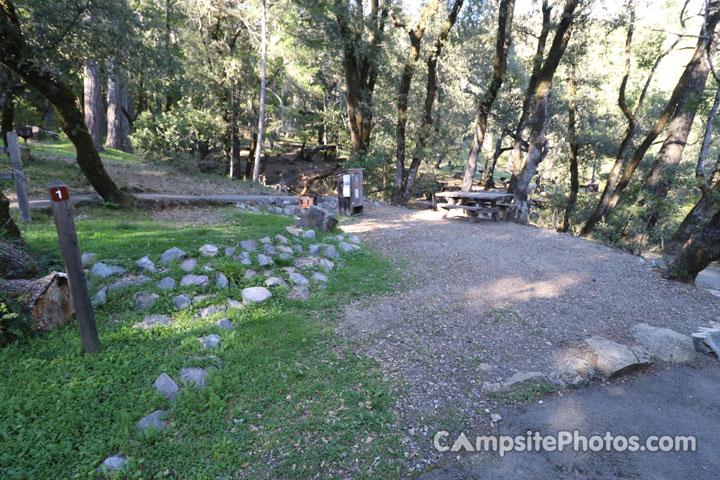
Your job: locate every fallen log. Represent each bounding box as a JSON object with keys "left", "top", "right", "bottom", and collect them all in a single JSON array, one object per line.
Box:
[
  {"left": 1, "top": 240, "right": 39, "bottom": 279},
  {"left": 0, "top": 272, "right": 75, "bottom": 330}
]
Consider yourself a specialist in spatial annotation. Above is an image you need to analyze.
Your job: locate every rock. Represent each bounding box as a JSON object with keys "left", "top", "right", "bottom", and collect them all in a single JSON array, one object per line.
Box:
[
  {"left": 318, "top": 258, "right": 335, "bottom": 272},
  {"left": 180, "top": 367, "right": 208, "bottom": 388},
  {"left": 154, "top": 373, "right": 179, "bottom": 401},
  {"left": 199, "top": 244, "right": 219, "bottom": 257},
  {"left": 586, "top": 336, "right": 652, "bottom": 377},
  {"left": 257, "top": 254, "right": 273, "bottom": 266},
  {"left": 294, "top": 256, "right": 317, "bottom": 270},
  {"left": 137, "top": 410, "right": 168, "bottom": 433},
  {"left": 107, "top": 275, "right": 151, "bottom": 293},
  {"left": 296, "top": 206, "right": 338, "bottom": 232},
  {"left": 180, "top": 258, "right": 197, "bottom": 272},
  {"left": 490, "top": 413, "right": 502, "bottom": 423},
  {"left": 482, "top": 382, "right": 502, "bottom": 393},
  {"left": 215, "top": 273, "right": 229, "bottom": 288},
  {"left": 101, "top": 455, "right": 126, "bottom": 472},
  {"left": 309, "top": 244, "right": 322, "bottom": 255},
  {"left": 323, "top": 245, "right": 339, "bottom": 259},
  {"left": 192, "top": 294, "right": 217, "bottom": 304},
  {"left": 277, "top": 246, "right": 294, "bottom": 255},
  {"left": 259, "top": 236, "right": 271, "bottom": 244},
  {"left": 226, "top": 298, "right": 244, "bottom": 309},
  {"left": 243, "top": 269, "right": 257, "bottom": 280},
  {"left": 263, "top": 244, "right": 276, "bottom": 255},
  {"left": 92, "top": 286, "right": 107, "bottom": 307},
  {"left": 301, "top": 229, "right": 316, "bottom": 240},
  {"left": 91, "top": 262, "right": 126, "bottom": 278},
  {"left": 134, "top": 314, "right": 174, "bottom": 330},
  {"left": 277, "top": 253, "right": 293, "bottom": 261},
  {"left": 180, "top": 274, "right": 209, "bottom": 287},
  {"left": 235, "top": 251, "right": 252, "bottom": 265},
  {"left": 224, "top": 246, "right": 236, "bottom": 257},
  {"left": 704, "top": 331, "right": 720, "bottom": 357},
  {"left": 632, "top": 323, "right": 695, "bottom": 363},
  {"left": 275, "top": 235, "right": 289, "bottom": 244},
  {"left": 292, "top": 244, "right": 303, "bottom": 254},
  {"left": 172, "top": 294, "right": 191, "bottom": 310},
  {"left": 216, "top": 318, "right": 234, "bottom": 330},
  {"left": 502, "top": 371, "right": 545, "bottom": 389},
  {"left": 571, "top": 358, "right": 594, "bottom": 377},
  {"left": 135, "top": 256, "right": 157, "bottom": 273},
  {"left": 157, "top": 277, "right": 176, "bottom": 291},
  {"left": 547, "top": 367, "right": 588, "bottom": 389},
  {"left": 286, "top": 226, "right": 302, "bottom": 236},
  {"left": 312, "top": 272, "right": 329, "bottom": 283},
  {"left": 198, "top": 333, "right": 221, "bottom": 350},
  {"left": 240, "top": 240, "right": 258, "bottom": 251},
  {"left": 335, "top": 234, "right": 345, "bottom": 241},
  {"left": 265, "top": 276, "right": 289, "bottom": 288},
  {"left": 288, "top": 272, "right": 309, "bottom": 285},
  {"left": 338, "top": 241, "right": 359, "bottom": 253},
  {"left": 134, "top": 292, "right": 160, "bottom": 312},
  {"left": 160, "top": 247, "right": 186, "bottom": 265},
  {"left": 198, "top": 305, "right": 227, "bottom": 318},
  {"left": 287, "top": 286, "right": 311, "bottom": 301},
  {"left": 81, "top": 252, "right": 98, "bottom": 266},
  {"left": 347, "top": 235, "right": 360, "bottom": 244},
  {"left": 242, "top": 286, "right": 272, "bottom": 304}
]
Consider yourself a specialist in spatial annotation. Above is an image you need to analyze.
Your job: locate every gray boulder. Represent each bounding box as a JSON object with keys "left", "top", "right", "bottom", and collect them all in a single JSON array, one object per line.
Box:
[
  {"left": 243, "top": 269, "right": 257, "bottom": 280},
  {"left": 257, "top": 254, "right": 273, "bottom": 266},
  {"left": 224, "top": 246, "right": 236, "bottom": 257},
  {"left": 692, "top": 325, "right": 720, "bottom": 356},
  {"left": 135, "top": 256, "right": 157, "bottom": 273},
  {"left": 265, "top": 276, "right": 289, "bottom": 288},
  {"left": 547, "top": 367, "right": 588, "bottom": 389},
  {"left": 81, "top": 252, "right": 98, "bottom": 266},
  {"left": 323, "top": 245, "right": 339, "bottom": 259},
  {"left": 347, "top": 235, "right": 361, "bottom": 244},
  {"left": 215, "top": 273, "right": 229, "bottom": 288},
  {"left": 107, "top": 275, "right": 151, "bottom": 293},
  {"left": 172, "top": 294, "right": 191, "bottom": 310},
  {"left": 198, "top": 334, "right": 221, "bottom": 350},
  {"left": 157, "top": 276, "right": 176, "bottom": 291},
  {"left": 180, "top": 274, "right": 209, "bottom": 287},
  {"left": 91, "top": 262, "right": 126, "bottom": 278},
  {"left": 259, "top": 236, "right": 271, "bottom": 243},
  {"left": 312, "top": 272, "right": 329, "bottom": 283},
  {"left": 301, "top": 229, "right": 316, "bottom": 240},
  {"left": 294, "top": 257, "right": 317, "bottom": 270},
  {"left": 502, "top": 371, "right": 545, "bottom": 389},
  {"left": 226, "top": 298, "right": 244, "bottom": 309},
  {"left": 632, "top": 323, "right": 695, "bottom": 363},
  {"left": 240, "top": 240, "right": 258, "bottom": 251},
  {"left": 180, "top": 367, "right": 208, "bottom": 388},
  {"left": 275, "top": 235, "right": 289, "bottom": 244},
  {"left": 160, "top": 247, "right": 186, "bottom": 265},
  {"left": 318, "top": 258, "right": 335, "bottom": 272},
  {"left": 216, "top": 318, "right": 234, "bottom": 330},
  {"left": 137, "top": 410, "right": 168, "bottom": 433},
  {"left": 154, "top": 373, "right": 179, "bottom": 401},
  {"left": 338, "top": 241, "right": 359, "bottom": 253},
  {"left": 586, "top": 336, "right": 652, "bottom": 377},
  {"left": 286, "top": 226, "right": 302, "bottom": 236},
  {"left": 180, "top": 258, "right": 197, "bottom": 272},
  {"left": 92, "top": 287, "right": 107, "bottom": 307},
  {"left": 288, "top": 272, "right": 309, "bottom": 286},
  {"left": 263, "top": 244, "right": 276, "bottom": 255},
  {"left": 134, "top": 292, "right": 159, "bottom": 312},
  {"left": 287, "top": 286, "right": 311, "bottom": 301},
  {"left": 133, "top": 314, "right": 174, "bottom": 330},
  {"left": 197, "top": 305, "right": 227, "bottom": 318},
  {"left": 199, "top": 244, "right": 219, "bottom": 257},
  {"left": 296, "top": 206, "right": 338, "bottom": 232},
  {"left": 101, "top": 455, "right": 126, "bottom": 472},
  {"left": 242, "top": 286, "right": 272, "bottom": 304}
]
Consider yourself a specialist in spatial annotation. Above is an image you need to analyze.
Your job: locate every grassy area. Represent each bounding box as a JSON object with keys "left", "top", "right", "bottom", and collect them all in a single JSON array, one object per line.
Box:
[
  {"left": 29, "top": 138, "right": 141, "bottom": 165},
  {"left": 0, "top": 207, "right": 403, "bottom": 479}
]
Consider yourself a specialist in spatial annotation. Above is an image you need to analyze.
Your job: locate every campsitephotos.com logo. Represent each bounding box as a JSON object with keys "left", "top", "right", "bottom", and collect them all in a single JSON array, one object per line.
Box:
[{"left": 433, "top": 430, "right": 697, "bottom": 457}]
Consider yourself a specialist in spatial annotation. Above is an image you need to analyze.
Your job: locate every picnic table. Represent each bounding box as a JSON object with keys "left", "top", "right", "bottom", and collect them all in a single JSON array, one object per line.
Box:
[{"left": 433, "top": 191, "right": 515, "bottom": 222}]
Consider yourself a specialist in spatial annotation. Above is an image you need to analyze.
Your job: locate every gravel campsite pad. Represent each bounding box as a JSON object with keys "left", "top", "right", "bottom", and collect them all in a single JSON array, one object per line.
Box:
[{"left": 339, "top": 205, "right": 720, "bottom": 471}]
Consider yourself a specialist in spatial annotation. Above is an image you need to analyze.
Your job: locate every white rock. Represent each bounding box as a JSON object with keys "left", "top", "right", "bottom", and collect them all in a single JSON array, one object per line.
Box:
[
  {"left": 286, "top": 226, "right": 302, "bottom": 236},
  {"left": 275, "top": 235, "right": 289, "bottom": 244},
  {"left": 242, "top": 286, "right": 272, "bottom": 304},
  {"left": 243, "top": 269, "right": 257, "bottom": 280},
  {"left": 586, "top": 336, "right": 652, "bottom": 377},
  {"left": 199, "top": 244, "right": 219, "bottom": 257},
  {"left": 180, "top": 258, "right": 197, "bottom": 272},
  {"left": 265, "top": 276, "right": 289, "bottom": 288},
  {"left": 240, "top": 240, "right": 258, "bottom": 251},
  {"left": 101, "top": 455, "right": 126, "bottom": 472},
  {"left": 490, "top": 413, "right": 502, "bottom": 423},
  {"left": 288, "top": 272, "right": 309, "bottom": 285},
  {"left": 135, "top": 256, "right": 157, "bottom": 273}
]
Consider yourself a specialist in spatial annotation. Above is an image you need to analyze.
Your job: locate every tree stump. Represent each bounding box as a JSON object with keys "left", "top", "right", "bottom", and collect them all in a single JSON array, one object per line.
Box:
[{"left": 0, "top": 272, "right": 74, "bottom": 330}]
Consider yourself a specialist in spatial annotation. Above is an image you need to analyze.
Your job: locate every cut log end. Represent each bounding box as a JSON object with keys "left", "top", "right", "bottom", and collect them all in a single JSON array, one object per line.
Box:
[{"left": 0, "top": 272, "right": 75, "bottom": 331}]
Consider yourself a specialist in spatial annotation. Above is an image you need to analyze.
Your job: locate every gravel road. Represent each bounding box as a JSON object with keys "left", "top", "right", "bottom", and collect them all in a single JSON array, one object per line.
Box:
[{"left": 339, "top": 205, "right": 720, "bottom": 474}]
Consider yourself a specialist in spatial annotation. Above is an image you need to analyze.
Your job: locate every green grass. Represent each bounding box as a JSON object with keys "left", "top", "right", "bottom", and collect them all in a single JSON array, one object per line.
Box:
[
  {"left": 490, "top": 382, "right": 558, "bottom": 405},
  {"left": 0, "top": 207, "right": 403, "bottom": 479},
  {"left": 29, "top": 138, "right": 141, "bottom": 165}
]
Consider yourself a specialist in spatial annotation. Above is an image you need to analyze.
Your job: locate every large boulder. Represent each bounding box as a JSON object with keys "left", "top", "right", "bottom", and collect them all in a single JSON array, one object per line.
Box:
[
  {"left": 632, "top": 323, "right": 695, "bottom": 363},
  {"left": 586, "top": 336, "right": 652, "bottom": 377},
  {"left": 296, "top": 206, "right": 338, "bottom": 232}
]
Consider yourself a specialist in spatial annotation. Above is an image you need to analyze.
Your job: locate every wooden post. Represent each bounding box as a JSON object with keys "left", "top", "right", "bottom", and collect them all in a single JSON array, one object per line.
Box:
[
  {"left": 48, "top": 180, "right": 101, "bottom": 354},
  {"left": 7, "top": 132, "right": 31, "bottom": 223}
]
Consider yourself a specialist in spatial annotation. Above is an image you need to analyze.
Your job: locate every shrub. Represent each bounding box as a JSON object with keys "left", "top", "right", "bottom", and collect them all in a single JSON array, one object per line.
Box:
[{"left": 0, "top": 299, "right": 33, "bottom": 347}]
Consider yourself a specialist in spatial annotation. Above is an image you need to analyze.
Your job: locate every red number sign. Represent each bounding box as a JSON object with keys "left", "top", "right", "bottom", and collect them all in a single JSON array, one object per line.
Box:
[{"left": 50, "top": 186, "right": 69, "bottom": 202}]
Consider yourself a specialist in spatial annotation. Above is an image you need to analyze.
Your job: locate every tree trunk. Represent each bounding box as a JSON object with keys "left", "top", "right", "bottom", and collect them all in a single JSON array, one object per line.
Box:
[
  {"left": 0, "top": 0, "right": 132, "bottom": 207},
  {"left": 0, "top": 239, "right": 38, "bottom": 278},
  {"left": 668, "top": 206, "right": 720, "bottom": 283},
  {"left": 592, "top": 9, "right": 720, "bottom": 234},
  {"left": 507, "top": 0, "right": 551, "bottom": 193},
  {"left": 665, "top": 156, "right": 720, "bottom": 258},
  {"left": 0, "top": 272, "right": 74, "bottom": 330},
  {"left": 252, "top": 0, "right": 267, "bottom": 184},
  {"left": 83, "top": 60, "right": 105, "bottom": 152},
  {"left": 0, "top": 192, "right": 21, "bottom": 239},
  {"left": 400, "top": 0, "right": 464, "bottom": 205},
  {"left": 507, "top": 0, "right": 578, "bottom": 225},
  {"left": 229, "top": 85, "right": 242, "bottom": 179},
  {"left": 560, "top": 73, "right": 579, "bottom": 232},
  {"left": 334, "top": 0, "right": 388, "bottom": 156},
  {"left": 484, "top": 129, "right": 511, "bottom": 189},
  {"left": 461, "top": 0, "right": 515, "bottom": 192},
  {"left": 622, "top": 9, "right": 720, "bottom": 248},
  {"left": 105, "top": 61, "right": 130, "bottom": 152},
  {"left": 696, "top": 85, "right": 720, "bottom": 177},
  {"left": 391, "top": 15, "right": 428, "bottom": 205}
]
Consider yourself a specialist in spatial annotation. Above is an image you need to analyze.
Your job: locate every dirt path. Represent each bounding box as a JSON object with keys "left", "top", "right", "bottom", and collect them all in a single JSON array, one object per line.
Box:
[{"left": 339, "top": 206, "right": 720, "bottom": 473}]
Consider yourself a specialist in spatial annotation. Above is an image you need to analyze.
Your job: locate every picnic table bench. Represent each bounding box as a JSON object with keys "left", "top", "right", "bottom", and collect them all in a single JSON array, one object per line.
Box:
[{"left": 433, "top": 191, "right": 515, "bottom": 222}]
